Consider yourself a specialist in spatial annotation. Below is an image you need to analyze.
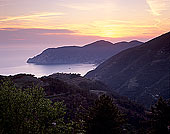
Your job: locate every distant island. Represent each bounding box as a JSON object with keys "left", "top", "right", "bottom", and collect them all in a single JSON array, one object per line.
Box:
[{"left": 27, "top": 40, "right": 143, "bottom": 65}]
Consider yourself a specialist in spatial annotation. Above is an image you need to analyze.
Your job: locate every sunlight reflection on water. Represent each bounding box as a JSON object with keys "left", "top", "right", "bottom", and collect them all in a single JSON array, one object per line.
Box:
[
  {"left": 0, "top": 49, "right": 96, "bottom": 77},
  {"left": 0, "top": 63, "right": 97, "bottom": 77}
]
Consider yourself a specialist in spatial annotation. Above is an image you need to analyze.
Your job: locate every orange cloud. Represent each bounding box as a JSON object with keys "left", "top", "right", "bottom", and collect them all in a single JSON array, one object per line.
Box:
[{"left": 0, "top": 12, "right": 64, "bottom": 22}]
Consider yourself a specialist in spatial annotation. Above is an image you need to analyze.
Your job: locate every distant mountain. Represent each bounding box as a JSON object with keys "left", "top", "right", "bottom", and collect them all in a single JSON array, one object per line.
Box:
[
  {"left": 27, "top": 40, "right": 143, "bottom": 65},
  {"left": 85, "top": 32, "right": 170, "bottom": 108}
]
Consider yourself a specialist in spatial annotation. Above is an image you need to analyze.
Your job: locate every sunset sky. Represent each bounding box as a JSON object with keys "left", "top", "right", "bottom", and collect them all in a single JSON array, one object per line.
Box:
[{"left": 0, "top": 0, "right": 170, "bottom": 48}]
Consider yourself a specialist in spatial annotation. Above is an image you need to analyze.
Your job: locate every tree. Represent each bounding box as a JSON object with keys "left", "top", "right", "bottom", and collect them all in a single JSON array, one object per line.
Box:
[
  {"left": 149, "top": 97, "right": 170, "bottom": 134},
  {"left": 0, "top": 80, "right": 73, "bottom": 134},
  {"left": 84, "top": 94, "right": 124, "bottom": 134}
]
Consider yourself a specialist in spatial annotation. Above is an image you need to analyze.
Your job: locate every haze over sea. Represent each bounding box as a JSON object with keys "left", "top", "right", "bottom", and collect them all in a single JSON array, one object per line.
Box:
[{"left": 0, "top": 48, "right": 96, "bottom": 77}]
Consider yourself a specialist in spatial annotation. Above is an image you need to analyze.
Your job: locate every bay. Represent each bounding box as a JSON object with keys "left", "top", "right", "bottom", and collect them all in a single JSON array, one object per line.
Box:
[{"left": 0, "top": 48, "right": 96, "bottom": 77}]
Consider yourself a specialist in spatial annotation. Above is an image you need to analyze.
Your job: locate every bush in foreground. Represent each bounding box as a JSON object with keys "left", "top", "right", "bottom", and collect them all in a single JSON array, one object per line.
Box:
[{"left": 0, "top": 80, "right": 73, "bottom": 134}]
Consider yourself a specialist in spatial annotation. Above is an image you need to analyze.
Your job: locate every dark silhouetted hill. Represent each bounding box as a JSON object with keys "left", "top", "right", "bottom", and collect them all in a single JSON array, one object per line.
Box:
[
  {"left": 0, "top": 73, "right": 146, "bottom": 130},
  {"left": 85, "top": 32, "right": 170, "bottom": 108},
  {"left": 27, "top": 40, "right": 143, "bottom": 65}
]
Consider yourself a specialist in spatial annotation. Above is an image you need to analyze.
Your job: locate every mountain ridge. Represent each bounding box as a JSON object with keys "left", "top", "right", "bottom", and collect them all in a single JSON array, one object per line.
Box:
[
  {"left": 27, "top": 40, "right": 143, "bottom": 65},
  {"left": 85, "top": 32, "right": 170, "bottom": 107}
]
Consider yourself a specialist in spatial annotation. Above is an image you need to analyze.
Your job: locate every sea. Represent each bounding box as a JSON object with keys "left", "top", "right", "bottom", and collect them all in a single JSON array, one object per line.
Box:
[{"left": 0, "top": 48, "right": 97, "bottom": 77}]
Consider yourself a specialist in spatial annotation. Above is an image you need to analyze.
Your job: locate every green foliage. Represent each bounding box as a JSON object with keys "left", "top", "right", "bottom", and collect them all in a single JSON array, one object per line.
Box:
[
  {"left": 84, "top": 94, "right": 124, "bottom": 134},
  {"left": 149, "top": 97, "right": 170, "bottom": 134},
  {"left": 0, "top": 80, "right": 73, "bottom": 134}
]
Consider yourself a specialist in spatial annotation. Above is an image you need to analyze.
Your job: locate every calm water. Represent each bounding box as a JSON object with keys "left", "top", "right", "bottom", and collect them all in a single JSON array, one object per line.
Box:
[{"left": 0, "top": 49, "right": 96, "bottom": 77}]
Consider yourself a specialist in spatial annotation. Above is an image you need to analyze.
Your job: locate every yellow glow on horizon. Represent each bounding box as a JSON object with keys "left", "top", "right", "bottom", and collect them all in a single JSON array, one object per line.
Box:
[
  {"left": 0, "top": 18, "right": 168, "bottom": 39},
  {"left": 60, "top": 19, "right": 165, "bottom": 38},
  {"left": 0, "top": 8, "right": 169, "bottom": 40}
]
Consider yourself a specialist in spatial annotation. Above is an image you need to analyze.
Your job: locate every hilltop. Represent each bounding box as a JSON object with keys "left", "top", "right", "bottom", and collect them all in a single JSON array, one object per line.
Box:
[
  {"left": 27, "top": 40, "right": 142, "bottom": 65},
  {"left": 86, "top": 32, "right": 170, "bottom": 107}
]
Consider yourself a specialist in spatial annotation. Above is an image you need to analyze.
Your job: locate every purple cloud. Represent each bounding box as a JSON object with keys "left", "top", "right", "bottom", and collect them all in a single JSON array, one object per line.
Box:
[
  {"left": 0, "top": 27, "right": 148, "bottom": 49},
  {"left": 0, "top": 28, "right": 75, "bottom": 33},
  {"left": 0, "top": 28, "right": 101, "bottom": 46},
  {"left": 0, "top": 28, "right": 77, "bottom": 44}
]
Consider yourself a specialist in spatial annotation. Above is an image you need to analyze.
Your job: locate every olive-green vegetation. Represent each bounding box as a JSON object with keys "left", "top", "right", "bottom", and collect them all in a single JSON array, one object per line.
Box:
[
  {"left": 1, "top": 73, "right": 147, "bottom": 131},
  {"left": 1, "top": 74, "right": 168, "bottom": 134},
  {"left": 0, "top": 80, "right": 73, "bottom": 134}
]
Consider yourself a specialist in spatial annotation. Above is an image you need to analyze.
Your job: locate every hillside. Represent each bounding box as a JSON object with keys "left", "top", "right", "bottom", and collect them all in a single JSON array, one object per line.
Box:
[
  {"left": 85, "top": 32, "right": 170, "bottom": 108},
  {"left": 0, "top": 73, "right": 146, "bottom": 130},
  {"left": 27, "top": 40, "right": 142, "bottom": 65}
]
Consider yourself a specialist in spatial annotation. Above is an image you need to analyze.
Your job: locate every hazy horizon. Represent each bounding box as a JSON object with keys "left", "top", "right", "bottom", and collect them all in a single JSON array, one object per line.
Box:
[
  {"left": 1, "top": 0, "right": 170, "bottom": 50},
  {"left": 1, "top": 0, "right": 170, "bottom": 76}
]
